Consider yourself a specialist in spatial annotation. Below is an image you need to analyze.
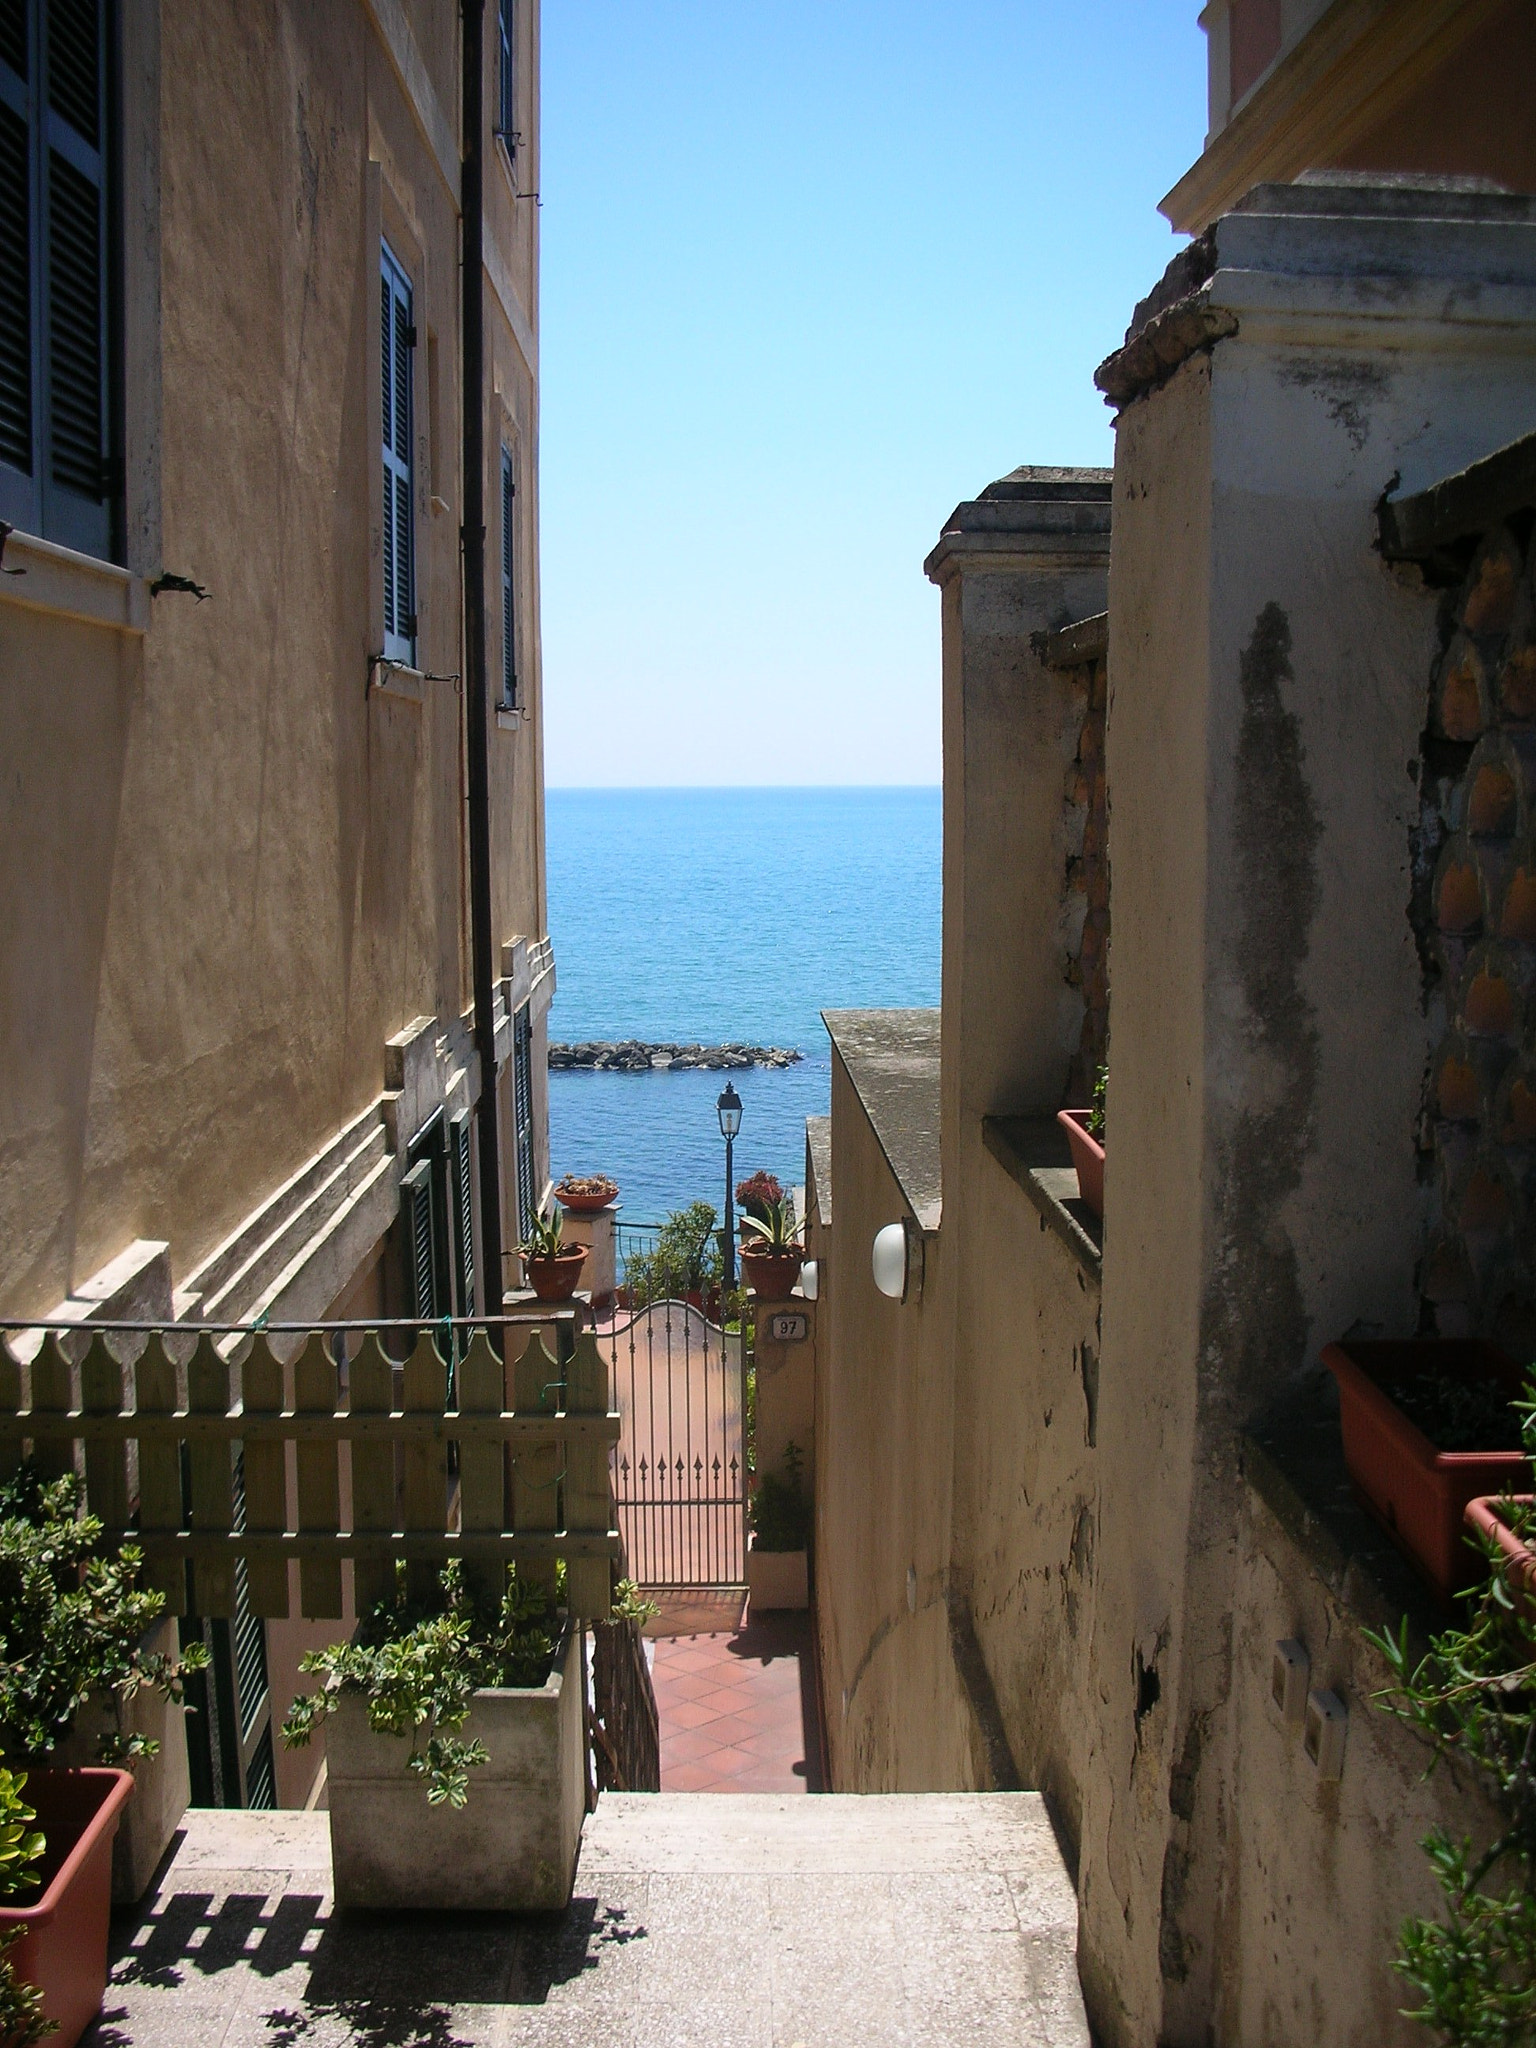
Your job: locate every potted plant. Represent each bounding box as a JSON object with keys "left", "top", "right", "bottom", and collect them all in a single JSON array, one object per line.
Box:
[
  {"left": 1464, "top": 1379, "right": 1536, "bottom": 1617},
  {"left": 0, "top": 1466, "right": 203, "bottom": 2043},
  {"left": 746, "top": 1443, "right": 811, "bottom": 1612},
  {"left": 519, "top": 1202, "right": 588, "bottom": 1302},
  {"left": 1369, "top": 1446, "right": 1536, "bottom": 2040},
  {"left": 1057, "top": 1064, "right": 1106, "bottom": 1220},
  {"left": 555, "top": 1173, "right": 619, "bottom": 1216},
  {"left": 739, "top": 1194, "right": 804, "bottom": 1300},
  {"left": 283, "top": 1560, "right": 585, "bottom": 1911},
  {"left": 1322, "top": 1338, "right": 1531, "bottom": 1599}
]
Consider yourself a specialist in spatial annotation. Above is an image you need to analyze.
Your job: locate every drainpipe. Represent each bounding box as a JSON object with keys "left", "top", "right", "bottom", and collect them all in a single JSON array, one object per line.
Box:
[{"left": 461, "top": 0, "right": 505, "bottom": 1319}]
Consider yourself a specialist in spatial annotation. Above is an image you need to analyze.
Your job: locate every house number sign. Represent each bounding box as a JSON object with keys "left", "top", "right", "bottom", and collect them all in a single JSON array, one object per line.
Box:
[{"left": 769, "top": 1312, "right": 809, "bottom": 1342}]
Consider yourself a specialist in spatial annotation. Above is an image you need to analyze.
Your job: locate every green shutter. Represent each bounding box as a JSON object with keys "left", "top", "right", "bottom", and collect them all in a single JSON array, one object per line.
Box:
[
  {"left": 500, "top": 446, "right": 516, "bottom": 707},
  {"left": 449, "top": 1109, "right": 475, "bottom": 1319},
  {"left": 400, "top": 1157, "right": 437, "bottom": 1322},
  {"left": 381, "top": 241, "right": 415, "bottom": 662}
]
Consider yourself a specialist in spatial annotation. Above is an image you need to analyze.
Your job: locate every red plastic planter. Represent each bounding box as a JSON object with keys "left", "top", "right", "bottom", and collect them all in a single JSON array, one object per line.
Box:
[
  {"left": 1465, "top": 1494, "right": 1536, "bottom": 1616},
  {"left": 741, "top": 1249, "right": 804, "bottom": 1300},
  {"left": 1057, "top": 1109, "right": 1104, "bottom": 1220},
  {"left": 0, "top": 1768, "right": 133, "bottom": 2048},
  {"left": 1322, "top": 1339, "right": 1530, "bottom": 1598},
  {"left": 524, "top": 1246, "right": 588, "bottom": 1301}
]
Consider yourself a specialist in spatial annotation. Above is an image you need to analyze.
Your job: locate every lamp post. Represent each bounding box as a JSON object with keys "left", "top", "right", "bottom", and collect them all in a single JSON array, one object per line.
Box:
[{"left": 717, "top": 1082, "right": 743, "bottom": 1290}]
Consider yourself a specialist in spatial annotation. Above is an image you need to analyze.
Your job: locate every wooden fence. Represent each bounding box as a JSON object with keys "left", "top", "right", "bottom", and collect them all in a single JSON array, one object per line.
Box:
[{"left": 0, "top": 1324, "right": 620, "bottom": 1621}]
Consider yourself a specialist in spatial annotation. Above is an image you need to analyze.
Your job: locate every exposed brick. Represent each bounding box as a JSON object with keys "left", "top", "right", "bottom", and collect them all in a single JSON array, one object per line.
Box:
[
  {"left": 1436, "top": 636, "right": 1486, "bottom": 741},
  {"left": 1500, "top": 863, "right": 1536, "bottom": 941},
  {"left": 1436, "top": 855, "right": 1482, "bottom": 933},
  {"left": 1463, "top": 963, "right": 1520, "bottom": 1040},
  {"left": 1462, "top": 530, "right": 1521, "bottom": 637},
  {"left": 1468, "top": 761, "right": 1518, "bottom": 836},
  {"left": 1501, "top": 1073, "right": 1536, "bottom": 1145},
  {"left": 1500, "top": 638, "right": 1536, "bottom": 723},
  {"left": 1436, "top": 1047, "right": 1481, "bottom": 1122}
]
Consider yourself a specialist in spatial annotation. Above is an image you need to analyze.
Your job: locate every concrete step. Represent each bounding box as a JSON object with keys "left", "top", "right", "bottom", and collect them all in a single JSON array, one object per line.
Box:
[{"left": 99, "top": 1793, "right": 1089, "bottom": 2046}]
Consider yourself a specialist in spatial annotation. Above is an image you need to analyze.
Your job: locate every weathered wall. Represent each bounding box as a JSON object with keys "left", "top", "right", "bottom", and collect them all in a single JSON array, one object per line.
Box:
[
  {"left": 0, "top": 0, "right": 547, "bottom": 1318},
  {"left": 815, "top": 1046, "right": 973, "bottom": 1793},
  {"left": 1083, "top": 188, "right": 1536, "bottom": 2045}
]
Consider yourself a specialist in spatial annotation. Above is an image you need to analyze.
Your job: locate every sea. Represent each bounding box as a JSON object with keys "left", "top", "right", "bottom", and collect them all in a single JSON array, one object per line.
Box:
[{"left": 546, "top": 788, "right": 941, "bottom": 1227}]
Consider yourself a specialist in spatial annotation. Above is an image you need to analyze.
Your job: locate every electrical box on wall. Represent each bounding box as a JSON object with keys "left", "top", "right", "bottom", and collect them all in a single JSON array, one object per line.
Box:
[
  {"left": 1270, "top": 1639, "right": 1309, "bottom": 1723},
  {"left": 1304, "top": 1688, "right": 1348, "bottom": 1780}
]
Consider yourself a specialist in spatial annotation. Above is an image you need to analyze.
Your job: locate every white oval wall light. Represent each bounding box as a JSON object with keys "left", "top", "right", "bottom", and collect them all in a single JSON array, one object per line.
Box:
[
  {"left": 800, "top": 1258, "right": 820, "bottom": 1302},
  {"left": 872, "top": 1222, "right": 912, "bottom": 1302}
]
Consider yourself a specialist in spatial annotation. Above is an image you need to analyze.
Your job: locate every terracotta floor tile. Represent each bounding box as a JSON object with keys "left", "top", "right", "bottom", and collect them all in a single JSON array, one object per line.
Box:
[
  {"left": 643, "top": 1602, "right": 823, "bottom": 1794},
  {"left": 656, "top": 1696, "right": 722, "bottom": 1733},
  {"left": 694, "top": 1683, "right": 758, "bottom": 1714}
]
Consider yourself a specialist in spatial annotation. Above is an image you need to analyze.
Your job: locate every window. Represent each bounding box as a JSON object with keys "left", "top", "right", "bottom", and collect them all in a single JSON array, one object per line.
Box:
[
  {"left": 512, "top": 1004, "right": 536, "bottom": 1240},
  {"left": 500, "top": 443, "right": 517, "bottom": 708},
  {"left": 400, "top": 1109, "right": 475, "bottom": 1322},
  {"left": 380, "top": 239, "right": 415, "bottom": 664},
  {"left": 497, "top": 0, "right": 514, "bottom": 158},
  {"left": 0, "top": 0, "right": 117, "bottom": 559}
]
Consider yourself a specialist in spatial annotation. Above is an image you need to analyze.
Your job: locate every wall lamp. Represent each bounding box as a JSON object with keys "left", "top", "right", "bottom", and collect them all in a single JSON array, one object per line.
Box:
[{"left": 872, "top": 1218, "right": 924, "bottom": 1305}]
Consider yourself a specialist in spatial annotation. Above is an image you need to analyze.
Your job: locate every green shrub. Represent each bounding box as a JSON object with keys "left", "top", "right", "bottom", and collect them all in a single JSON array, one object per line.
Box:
[
  {"left": 0, "top": 1769, "right": 43, "bottom": 1899},
  {"left": 624, "top": 1201, "right": 722, "bottom": 1307},
  {"left": 1367, "top": 1382, "right": 1536, "bottom": 2043},
  {"left": 0, "top": 1464, "right": 206, "bottom": 1767},
  {"left": 283, "top": 1559, "right": 561, "bottom": 1809},
  {"left": 750, "top": 1442, "right": 810, "bottom": 1554},
  {"left": 0, "top": 1925, "right": 53, "bottom": 2048}
]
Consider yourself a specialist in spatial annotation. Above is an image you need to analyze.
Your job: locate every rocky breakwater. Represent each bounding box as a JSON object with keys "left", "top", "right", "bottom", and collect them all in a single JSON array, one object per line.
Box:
[{"left": 548, "top": 1040, "right": 802, "bottom": 1072}]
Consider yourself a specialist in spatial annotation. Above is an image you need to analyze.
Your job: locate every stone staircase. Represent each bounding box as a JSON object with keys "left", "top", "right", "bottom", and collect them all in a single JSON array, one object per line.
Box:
[{"left": 94, "top": 1793, "right": 1090, "bottom": 2046}]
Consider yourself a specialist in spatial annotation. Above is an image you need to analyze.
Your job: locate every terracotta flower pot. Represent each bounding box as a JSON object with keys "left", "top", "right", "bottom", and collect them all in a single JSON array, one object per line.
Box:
[
  {"left": 1057, "top": 1109, "right": 1104, "bottom": 1220},
  {"left": 1323, "top": 1338, "right": 1530, "bottom": 1598},
  {"left": 524, "top": 1246, "right": 588, "bottom": 1301},
  {"left": 556, "top": 1181, "right": 618, "bottom": 1216},
  {"left": 0, "top": 1767, "right": 134, "bottom": 2048},
  {"left": 1465, "top": 1494, "right": 1536, "bottom": 1617},
  {"left": 741, "top": 1247, "right": 804, "bottom": 1299}
]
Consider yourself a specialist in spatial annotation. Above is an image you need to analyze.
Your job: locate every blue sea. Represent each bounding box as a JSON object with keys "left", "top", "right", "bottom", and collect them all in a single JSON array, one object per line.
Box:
[{"left": 546, "top": 788, "right": 941, "bottom": 1225}]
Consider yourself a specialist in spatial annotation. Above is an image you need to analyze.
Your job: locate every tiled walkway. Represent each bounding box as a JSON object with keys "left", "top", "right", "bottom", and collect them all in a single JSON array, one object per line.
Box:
[{"left": 647, "top": 1593, "right": 826, "bottom": 1793}]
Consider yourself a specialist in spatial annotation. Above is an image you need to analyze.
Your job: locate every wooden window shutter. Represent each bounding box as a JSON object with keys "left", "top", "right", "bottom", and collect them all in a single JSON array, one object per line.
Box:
[
  {"left": 500, "top": 445, "right": 516, "bottom": 706},
  {"left": 0, "top": 0, "right": 113, "bottom": 556},
  {"left": 512, "top": 1003, "right": 535, "bottom": 1241},
  {"left": 380, "top": 241, "right": 415, "bottom": 664},
  {"left": 400, "top": 1157, "right": 437, "bottom": 1322},
  {"left": 498, "top": 0, "right": 514, "bottom": 150},
  {"left": 449, "top": 1108, "right": 475, "bottom": 1319}
]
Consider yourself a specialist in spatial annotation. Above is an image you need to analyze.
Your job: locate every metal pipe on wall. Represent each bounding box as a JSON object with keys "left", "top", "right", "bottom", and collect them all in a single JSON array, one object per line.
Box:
[{"left": 460, "top": 0, "right": 505, "bottom": 1318}]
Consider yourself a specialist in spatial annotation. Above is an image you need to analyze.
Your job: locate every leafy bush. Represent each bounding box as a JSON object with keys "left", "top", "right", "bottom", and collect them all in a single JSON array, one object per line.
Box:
[
  {"left": 0, "top": 1464, "right": 207, "bottom": 1767},
  {"left": 283, "top": 1559, "right": 561, "bottom": 1809},
  {"left": 1088, "top": 1063, "right": 1107, "bottom": 1141},
  {"left": 0, "top": 1769, "right": 43, "bottom": 1898},
  {"left": 624, "top": 1201, "right": 722, "bottom": 1307},
  {"left": 751, "top": 1442, "right": 810, "bottom": 1554},
  {"left": 0, "top": 1926, "right": 53, "bottom": 2048},
  {"left": 1367, "top": 1382, "right": 1536, "bottom": 2043}
]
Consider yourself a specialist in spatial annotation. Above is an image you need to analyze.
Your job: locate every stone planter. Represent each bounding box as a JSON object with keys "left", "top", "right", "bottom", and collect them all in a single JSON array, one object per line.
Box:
[
  {"left": 55, "top": 1615, "right": 190, "bottom": 1903},
  {"left": 1323, "top": 1338, "right": 1530, "bottom": 1598},
  {"left": 324, "top": 1618, "right": 586, "bottom": 1911},
  {"left": 1056, "top": 1109, "right": 1104, "bottom": 1219},
  {"left": 741, "top": 1248, "right": 804, "bottom": 1300},
  {"left": 746, "top": 1537, "right": 809, "bottom": 1611},
  {"left": 0, "top": 1768, "right": 133, "bottom": 2048}
]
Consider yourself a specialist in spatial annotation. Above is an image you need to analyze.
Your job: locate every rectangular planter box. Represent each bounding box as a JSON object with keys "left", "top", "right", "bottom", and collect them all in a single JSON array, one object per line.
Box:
[
  {"left": 1323, "top": 1338, "right": 1531, "bottom": 1598},
  {"left": 0, "top": 1768, "right": 133, "bottom": 2048},
  {"left": 747, "top": 1539, "right": 809, "bottom": 1611},
  {"left": 1057, "top": 1109, "right": 1104, "bottom": 1219},
  {"left": 56, "top": 1615, "right": 190, "bottom": 1903},
  {"left": 325, "top": 1618, "right": 586, "bottom": 1911}
]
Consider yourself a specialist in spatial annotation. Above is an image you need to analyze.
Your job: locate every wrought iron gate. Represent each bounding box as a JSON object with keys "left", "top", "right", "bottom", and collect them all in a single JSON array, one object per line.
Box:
[{"left": 599, "top": 1300, "right": 747, "bottom": 1587}]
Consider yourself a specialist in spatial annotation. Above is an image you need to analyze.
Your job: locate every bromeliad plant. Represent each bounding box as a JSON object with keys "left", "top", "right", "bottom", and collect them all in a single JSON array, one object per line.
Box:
[
  {"left": 519, "top": 1201, "right": 567, "bottom": 1262},
  {"left": 283, "top": 1559, "right": 560, "bottom": 1809},
  {"left": 739, "top": 1195, "right": 801, "bottom": 1256},
  {"left": 0, "top": 1464, "right": 207, "bottom": 1769},
  {"left": 1366, "top": 1378, "right": 1536, "bottom": 2044}
]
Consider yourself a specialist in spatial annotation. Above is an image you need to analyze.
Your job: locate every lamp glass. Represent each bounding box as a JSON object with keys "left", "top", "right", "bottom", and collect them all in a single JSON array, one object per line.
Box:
[
  {"left": 800, "top": 1259, "right": 820, "bottom": 1302},
  {"left": 716, "top": 1082, "right": 743, "bottom": 1139},
  {"left": 872, "top": 1223, "right": 907, "bottom": 1300}
]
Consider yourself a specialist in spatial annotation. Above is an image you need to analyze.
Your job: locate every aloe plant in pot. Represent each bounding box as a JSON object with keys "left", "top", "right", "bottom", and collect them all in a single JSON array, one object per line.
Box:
[
  {"left": 519, "top": 1201, "right": 588, "bottom": 1302},
  {"left": 739, "top": 1194, "right": 804, "bottom": 1300}
]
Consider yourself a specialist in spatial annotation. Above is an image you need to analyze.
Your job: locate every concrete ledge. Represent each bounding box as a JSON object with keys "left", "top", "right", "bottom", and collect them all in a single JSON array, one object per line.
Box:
[
  {"left": 823, "top": 1010, "right": 941, "bottom": 1231},
  {"left": 1241, "top": 1374, "right": 1446, "bottom": 1658},
  {"left": 982, "top": 1116, "right": 1102, "bottom": 1285},
  {"left": 0, "top": 528, "right": 149, "bottom": 633},
  {"left": 1379, "top": 426, "right": 1536, "bottom": 568}
]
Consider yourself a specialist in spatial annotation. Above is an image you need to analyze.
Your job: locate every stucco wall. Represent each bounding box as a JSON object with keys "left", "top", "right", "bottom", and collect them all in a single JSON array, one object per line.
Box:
[{"left": 0, "top": 0, "right": 547, "bottom": 1318}]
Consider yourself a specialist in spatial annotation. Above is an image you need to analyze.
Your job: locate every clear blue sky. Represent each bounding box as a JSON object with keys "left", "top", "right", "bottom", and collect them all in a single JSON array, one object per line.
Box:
[{"left": 539, "top": 3, "right": 1206, "bottom": 787}]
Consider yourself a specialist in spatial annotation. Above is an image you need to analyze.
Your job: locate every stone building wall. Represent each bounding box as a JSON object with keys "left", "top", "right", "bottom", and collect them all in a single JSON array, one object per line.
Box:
[
  {"left": 1418, "top": 510, "right": 1536, "bottom": 1348},
  {"left": 1046, "top": 623, "right": 1110, "bottom": 1106}
]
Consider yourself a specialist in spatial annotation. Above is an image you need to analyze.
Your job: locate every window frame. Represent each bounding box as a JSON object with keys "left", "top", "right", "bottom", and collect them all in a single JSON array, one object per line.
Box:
[
  {"left": 496, "top": 0, "right": 515, "bottom": 168},
  {"left": 380, "top": 237, "right": 417, "bottom": 667}
]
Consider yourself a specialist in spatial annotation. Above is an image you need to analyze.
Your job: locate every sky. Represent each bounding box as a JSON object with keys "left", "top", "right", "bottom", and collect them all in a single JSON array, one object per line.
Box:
[{"left": 538, "top": 3, "right": 1207, "bottom": 787}]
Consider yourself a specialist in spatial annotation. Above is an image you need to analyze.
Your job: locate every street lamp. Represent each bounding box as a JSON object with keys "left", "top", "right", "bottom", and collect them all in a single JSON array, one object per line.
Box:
[{"left": 717, "top": 1082, "right": 743, "bottom": 1289}]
